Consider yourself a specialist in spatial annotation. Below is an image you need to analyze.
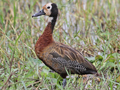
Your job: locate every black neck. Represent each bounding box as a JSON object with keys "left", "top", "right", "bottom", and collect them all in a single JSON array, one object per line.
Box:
[{"left": 50, "top": 16, "right": 57, "bottom": 31}]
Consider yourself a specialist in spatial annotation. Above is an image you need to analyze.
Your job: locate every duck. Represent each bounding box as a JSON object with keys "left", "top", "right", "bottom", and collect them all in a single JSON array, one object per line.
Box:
[{"left": 32, "top": 3, "right": 98, "bottom": 88}]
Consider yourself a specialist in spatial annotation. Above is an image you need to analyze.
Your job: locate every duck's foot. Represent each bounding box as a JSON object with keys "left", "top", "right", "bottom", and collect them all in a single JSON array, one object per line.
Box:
[{"left": 63, "top": 78, "right": 66, "bottom": 88}]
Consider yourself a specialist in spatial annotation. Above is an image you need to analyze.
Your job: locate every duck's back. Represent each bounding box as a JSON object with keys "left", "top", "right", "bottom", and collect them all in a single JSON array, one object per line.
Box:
[{"left": 39, "top": 42, "right": 97, "bottom": 78}]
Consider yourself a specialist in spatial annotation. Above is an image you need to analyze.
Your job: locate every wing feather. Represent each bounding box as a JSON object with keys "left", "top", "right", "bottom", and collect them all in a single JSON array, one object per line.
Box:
[{"left": 43, "top": 42, "right": 97, "bottom": 76}]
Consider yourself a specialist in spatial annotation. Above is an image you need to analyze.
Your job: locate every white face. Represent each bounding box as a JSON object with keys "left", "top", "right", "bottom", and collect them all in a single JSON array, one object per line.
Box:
[{"left": 43, "top": 3, "right": 52, "bottom": 16}]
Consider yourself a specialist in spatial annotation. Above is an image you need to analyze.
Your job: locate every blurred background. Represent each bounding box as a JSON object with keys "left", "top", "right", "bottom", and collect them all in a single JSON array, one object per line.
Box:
[{"left": 0, "top": 0, "right": 120, "bottom": 89}]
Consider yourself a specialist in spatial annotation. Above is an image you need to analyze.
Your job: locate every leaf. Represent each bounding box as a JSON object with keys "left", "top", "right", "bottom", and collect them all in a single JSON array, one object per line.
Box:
[
  {"left": 25, "top": 70, "right": 34, "bottom": 78},
  {"left": 116, "top": 75, "right": 120, "bottom": 82},
  {"left": 107, "top": 54, "right": 116, "bottom": 63},
  {"left": 15, "top": 30, "right": 24, "bottom": 45},
  {"left": 21, "top": 81, "right": 27, "bottom": 90},
  {"left": 86, "top": 57, "right": 95, "bottom": 63},
  {"left": 95, "top": 55, "right": 103, "bottom": 61}
]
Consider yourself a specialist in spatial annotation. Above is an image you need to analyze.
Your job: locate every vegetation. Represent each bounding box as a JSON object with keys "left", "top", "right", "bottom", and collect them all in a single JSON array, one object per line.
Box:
[{"left": 0, "top": 0, "right": 120, "bottom": 89}]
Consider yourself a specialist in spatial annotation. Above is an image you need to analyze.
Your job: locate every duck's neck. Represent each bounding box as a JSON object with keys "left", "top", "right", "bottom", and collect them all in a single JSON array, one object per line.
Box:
[
  {"left": 35, "top": 16, "right": 57, "bottom": 53},
  {"left": 42, "top": 16, "right": 57, "bottom": 36},
  {"left": 46, "top": 16, "right": 57, "bottom": 33}
]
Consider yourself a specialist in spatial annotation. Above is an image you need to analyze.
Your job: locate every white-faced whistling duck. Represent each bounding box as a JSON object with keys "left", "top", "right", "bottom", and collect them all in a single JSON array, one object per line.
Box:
[{"left": 32, "top": 3, "right": 98, "bottom": 88}]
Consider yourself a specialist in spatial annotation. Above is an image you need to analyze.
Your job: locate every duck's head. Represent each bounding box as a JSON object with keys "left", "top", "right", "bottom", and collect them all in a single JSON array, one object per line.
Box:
[{"left": 32, "top": 3, "right": 58, "bottom": 18}]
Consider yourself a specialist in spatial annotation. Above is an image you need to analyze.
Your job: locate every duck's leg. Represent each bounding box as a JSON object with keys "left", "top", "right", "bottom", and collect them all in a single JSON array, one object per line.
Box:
[{"left": 63, "top": 78, "right": 67, "bottom": 88}]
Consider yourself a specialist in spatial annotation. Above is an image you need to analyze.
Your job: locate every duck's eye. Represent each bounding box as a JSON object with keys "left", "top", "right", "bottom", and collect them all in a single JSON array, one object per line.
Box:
[{"left": 47, "top": 6, "right": 50, "bottom": 9}]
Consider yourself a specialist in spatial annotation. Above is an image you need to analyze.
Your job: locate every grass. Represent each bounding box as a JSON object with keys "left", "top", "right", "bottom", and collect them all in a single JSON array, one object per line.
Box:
[{"left": 0, "top": 0, "right": 120, "bottom": 90}]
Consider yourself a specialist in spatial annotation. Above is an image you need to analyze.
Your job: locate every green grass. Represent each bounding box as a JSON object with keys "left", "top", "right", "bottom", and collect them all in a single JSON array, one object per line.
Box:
[{"left": 0, "top": 0, "right": 120, "bottom": 89}]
